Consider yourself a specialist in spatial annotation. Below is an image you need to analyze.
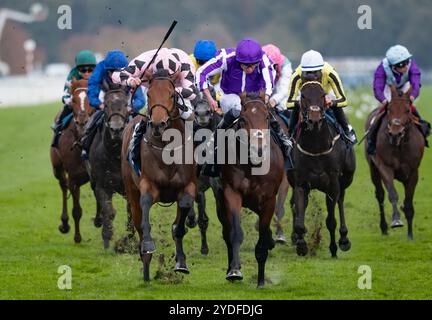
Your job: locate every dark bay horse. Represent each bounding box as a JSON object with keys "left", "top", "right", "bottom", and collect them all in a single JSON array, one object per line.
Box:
[
  {"left": 88, "top": 82, "right": 131, "bottom": 249},
  {"left": 365, "top": 85, "right": 425, "bottom": 239},
  {"left": 215, "top": 91, "right": 284, "bottom": 288},
  {"left": 50, "top": 78, "right": 93, "bottom": 243},
  {"left": 287, "top": 81, "right": 355, "bottom": 258},
  {"left": 185, "top": 92, "right": 223, "bottom": 255},
  {"left": 121, "top": 69, "right": 197, "bottom": 281}
]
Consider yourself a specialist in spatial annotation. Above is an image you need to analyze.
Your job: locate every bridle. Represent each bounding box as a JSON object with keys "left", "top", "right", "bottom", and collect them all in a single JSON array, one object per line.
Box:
[
  {"left": 147, "top": 76, "right": 183, "bottom": 125},
  {"left": 386, "top": 96, "right": 413, "bottom": 146},
  {"left": 104, "top": 88, "right": 128, "bottom": 127},
  {"left": 299, "top": 81, "right": 326, "bottom": 131}
]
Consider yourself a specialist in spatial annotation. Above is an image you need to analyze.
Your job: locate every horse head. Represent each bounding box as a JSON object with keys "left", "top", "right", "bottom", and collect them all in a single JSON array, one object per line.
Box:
[
  {"left": 387, "top": 85, "right": 413, "bottom": 146},
  {"left": 70, "top": 77, "right": 92, "bottom": 137},
  {"left": 103, "top": 80, "right": 129, "bottom": 141},
  {"left": 239, "top": 91, "right": 270, "bottom": 163},
  {"left": 299, "top": 81, "right": 326, "bottom": 131},
  {"left": 193, "top": 91, "right": 213, "bottom": 127},
  {"left": 144, "top": 68, "right": 181, "bottom": 137}
]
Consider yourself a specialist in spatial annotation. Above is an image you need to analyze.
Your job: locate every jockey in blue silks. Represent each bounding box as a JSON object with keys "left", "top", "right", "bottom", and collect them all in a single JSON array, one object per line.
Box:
[{"left": 81, "top": 50, "right": 146, "bottom": 159}]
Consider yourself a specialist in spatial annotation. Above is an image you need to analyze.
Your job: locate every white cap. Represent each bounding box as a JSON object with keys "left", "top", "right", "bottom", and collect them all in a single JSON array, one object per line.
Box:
[{"left": 300, "top": 50, "right": 324, "bottom": 71}]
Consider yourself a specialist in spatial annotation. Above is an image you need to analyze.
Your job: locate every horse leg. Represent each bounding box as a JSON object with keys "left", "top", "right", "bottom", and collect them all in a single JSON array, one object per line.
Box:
[
  {"left": 93, "top": 199, "right": 102, "bottom": 228},
  {"left": 69, "top": 181, "right": 83, "bottom": 243},
  {"left": 294, "top": 186, "right": 309, "bottom": 256},
  {"left": 402, "top": 171, "right": 419, "bottom": 240},
  {"left": 139, "top": 190, "right": 155, "bottom": 282},
  {"left": 370, "top": 162, "right": 387, "bottom": 234},
  {"left": 256, "top": 201, "right": 276, "bottom": 288},
  {"left": 224, "top": 187, "right": 243, "bottom": 281},
  {"left": 290, "top": 192, "right": 297, "bottom": 245},
  {"left": 55, "top": 166, "right": 70, "bottom": 234},
  {"left": 197, "top": 189, "right": 209, "bottom": 255},
  {"left": 274, "top": 176, "right": 289, "bottom": 244},
  {"left": 379, "top": 165, "right": 403, "bottom": 228},
  {"left": 94, "top": 187, "right": 113, "bottom": 249},
  {"left": 325, "top": 193, "right": 338, "bottom": 258},
  {"left": 337, "top": 188, "right": 351, "bottom": 251}
]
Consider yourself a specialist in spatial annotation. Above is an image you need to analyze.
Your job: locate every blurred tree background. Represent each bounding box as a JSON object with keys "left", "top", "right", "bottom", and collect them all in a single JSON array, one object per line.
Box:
[{"left": 1, "top": 0, "right": 431, "bottom": 73}]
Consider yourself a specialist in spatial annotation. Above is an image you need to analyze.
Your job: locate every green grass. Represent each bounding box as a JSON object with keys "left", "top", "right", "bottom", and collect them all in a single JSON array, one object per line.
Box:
[{"left": 1, "top": 87, "right": 431, "bottom": 300}]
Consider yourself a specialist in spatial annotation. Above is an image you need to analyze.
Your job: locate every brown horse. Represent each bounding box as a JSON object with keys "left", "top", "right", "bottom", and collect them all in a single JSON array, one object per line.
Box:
[
  {"left": 215, "top": 91, "right": 284, "bottom": 288},
  {"left": 365, "top": 85, "right": 425, "bottom": 239},
  {"left": 50, "top": 78, "right": 93, "bottom": 243},
  {"left": 121, "top": 69, "right": 196, "bottom": 281}
]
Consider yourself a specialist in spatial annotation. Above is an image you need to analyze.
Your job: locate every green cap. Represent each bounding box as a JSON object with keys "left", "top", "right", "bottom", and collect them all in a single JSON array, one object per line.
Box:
[{"left": 75, "top": 50, "right": 96, "bottom": 67}]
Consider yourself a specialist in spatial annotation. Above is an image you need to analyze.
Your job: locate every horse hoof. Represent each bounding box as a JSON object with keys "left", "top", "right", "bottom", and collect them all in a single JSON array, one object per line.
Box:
[
  {"left": 226, "top": 269, "right": 243, "bottom": 281},
  {"left": 93, "top": 216, "right": 102, "bottom": 228},
  {"left": 58, "top": 224, "right": 70, "bottom": 234},
  {"left": 74, "top": 234, "right": 82, "bottom": 243},
  {"left": 185, "top": 216, "right": 197, "bottom": 229},
  {"left": 296, "top": 240, "right": 308, "bottom": 256},
  {"left": 201, "top": 246, "right": 209, "bottom": 256},
  {"left": 257, "top": 281, "right": 265, "bottom": 289},
  {"left": 174, "top": 262, "right": 189, "bottom": 274},
  {"left": 338, "top": 239, "right": 351, "bottom": 252},
  {"left": 391, "top": 219, "right": 404, "bottom": 228},
  {"left": 275, "top": 234, "right": 287, "bottom": 244},
  {"left": 141, "top": 240, "right": 156, "bottom": 254}
]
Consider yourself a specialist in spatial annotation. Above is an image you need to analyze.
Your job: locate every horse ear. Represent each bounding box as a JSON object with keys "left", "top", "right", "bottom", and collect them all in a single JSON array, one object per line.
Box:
[
  {"left": 102, "top": 79, "right": 110, "bottom": 92},
  {"left": 405, "top": 85, "right": 413, "bottom": 98},
  {"left": 171, "top": 69, "right": 181, "bottom": 82},
  {"left": 142, "top": 69, "right": 153, "bottom": 82},
  {"left": 390, "top": 85, "right": 398, "bottom": 98},
  {"left": 240, "top": 92, "right": 247, "bottom": 104}
]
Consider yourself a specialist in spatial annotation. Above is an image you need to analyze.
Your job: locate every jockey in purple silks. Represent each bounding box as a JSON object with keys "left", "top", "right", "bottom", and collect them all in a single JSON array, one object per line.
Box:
[
  {"left": 368, "top": 45, "right": 430, "bottom": 155},
  {"left": 196, "top": 38, "right": 293, "bottom": 175}
]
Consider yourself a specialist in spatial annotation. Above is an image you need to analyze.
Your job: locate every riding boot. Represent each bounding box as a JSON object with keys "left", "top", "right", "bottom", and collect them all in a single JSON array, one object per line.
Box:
[
  {"left": 332, "top": 106, "right": 357, "bottom": 144},
  {"left": 412, "top": 109, "right": 431, "bottom": 147},
  {"left": 80, "top": 110, "right": 104, "bottom": 160},
  {"left": 51, "top": 105, "right": 73, "bottom": 148},
  {"left": 288, "top": 103, "right": 299, "bottom": 138},
  {"left": 270, "top": 116, "right": 294, "bottom": 170},
  {"left": 128, "top": 119, "right": 147, "bottom": 175},
  {"left": 202, "top": 109, "right": 239, "bottom": 177}
]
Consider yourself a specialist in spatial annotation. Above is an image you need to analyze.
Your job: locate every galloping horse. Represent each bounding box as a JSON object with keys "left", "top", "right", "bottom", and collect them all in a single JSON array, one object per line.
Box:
[
  {"left": 365, "top": 85, "right": 425, "bottom": 239},
  {"left": 121, "top": 69, "right": 196, "bottom": 281},
  {"left": 287, "top": 81, "right": 355, "bottom": 258},
  {"left": 185, "top": 92, "right": 223, "bottom": 255},
  {"left": 50, "top": 78, "right": 93, "bottom": 243},
  {"left": 88, "top": 81, "right": 131, "bottom": 249},
  {"left": 215, "top": 91, "right": 284, "bottom": 288}
]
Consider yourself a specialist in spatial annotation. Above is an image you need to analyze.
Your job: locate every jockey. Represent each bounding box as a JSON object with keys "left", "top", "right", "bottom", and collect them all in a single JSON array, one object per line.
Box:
[
  {"left": 262, "top": 44, "right": 293, "bottom": 111},
  {"left": 195, "top": 38, "right": 293, "bottom": 174},
  {"left": 190, "top": 40, "right": 220, "bottom": 87},
  {"left": 111, "top": 47, "right": 196, "bottom": 120},
  {"left": 51, "top": 50, "right": 96, "bottom": 148},
  {"left": 80, "top": 50, "right": 146, "bottom": 159},
  {"left": 367, "top": 44, "right": 430, "bottom": 154},
  {"left": 287, "top": 50, "right": 357, "bottom": 144}
]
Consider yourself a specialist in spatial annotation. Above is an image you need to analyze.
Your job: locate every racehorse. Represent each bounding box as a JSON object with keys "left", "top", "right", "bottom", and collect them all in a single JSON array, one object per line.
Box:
[
  {"left": 365, "top": 85, "right": 425, "bottom": 239},
  {"left": 287, "top": 81, "right": 355, "bottom": 258},
  {"left": 185, "top": 91, "right": 223, "bottom": 255},
  {"left": 88, "top": 81, "right": 131, "bottom": 249},
  {"left": 50, "top": 78, "right": 93, "bottom": 243},
  {"left": 121, "top": 69, "right": 197, "bottom": 281},
  {"left": 215, "top": 91, "right": 284, "bottom": 288}
]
